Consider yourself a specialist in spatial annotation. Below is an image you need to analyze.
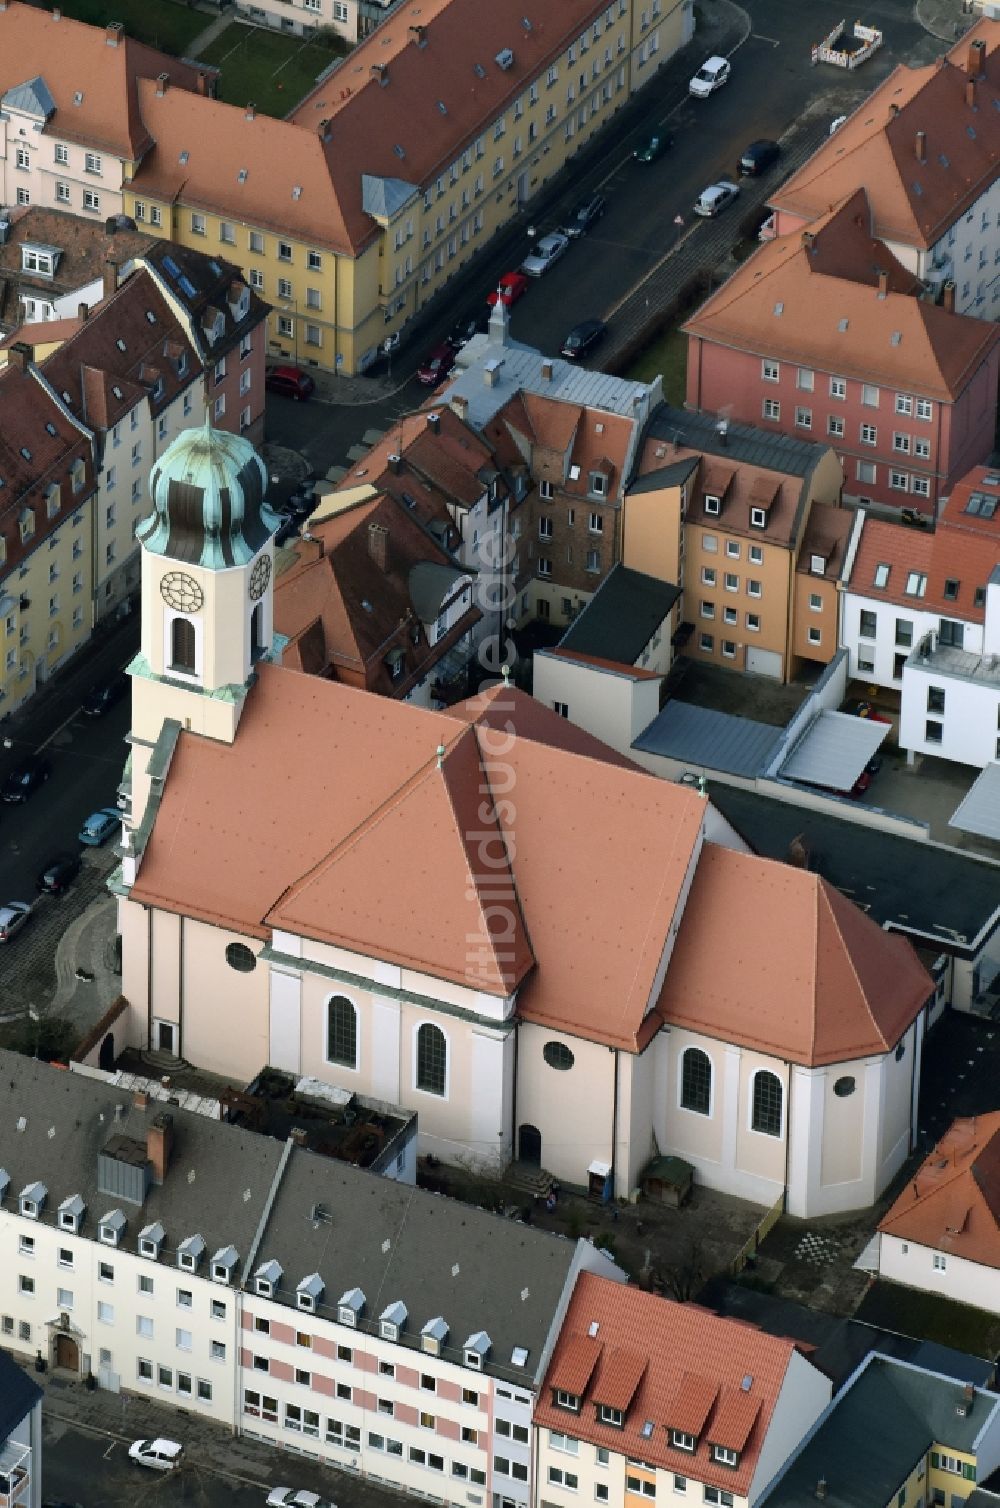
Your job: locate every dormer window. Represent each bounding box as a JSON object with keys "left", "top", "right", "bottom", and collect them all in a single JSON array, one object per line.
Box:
[
  {"left": 589, "top": 472, "right": 608, "bottom": 497},
  {"left": 464, "top": 1330, "right": 490, "bottom": 1370},
  {"left": 380, "top": 1301, "right": 408, "bottom": 1341},
  {"left": 212, "top": 1245, "right": 239, "bottom": 1284},
  {"left": 177, "top": 1234, "right": 205, "bottom": 1271},
  {"left": 254, "top": 1259, "right": 283, "bottom": 1298},
  {"left": 152, "top": 378, "right": 164, "bottom": 403},
  {"left": 99, "top": 1209, "right": 126, "bottom": 1246},
  {"left": 671, "top": 1430, "right": 696, "bottom": 1452},
  {"left": 422, "top": 1317, "right": 448, "bottom": 1356},
  {"left": 338, "top": 1287, "right": 365, "bottom": 1328},
  {"left": 809, "top": 554, "right": 825, "bottom": 575},
  {"left": 555, "top": 1390, "right": 580, "bottom": 1411},
  {"left": 749, "top": 508, "right": 767, "bottom": 529},
  {"left": 711, "top": 1446, "right": 739, "bottom": 1468},
  {"left": 0, "top": 1170, "right": 9, "bottom": 1205},
  {"left": 704, "top": 495, "right": 720, "bottom": 515},
  {"left": 139, "top": 1221, "right": 165, "bottom": 1260},
  {"left": 22, "top": 246, "right": 57, "bottom": 278},
  {"left": 465, "top": 1349, "right": 483, "bottom": 1370},
  {"left": 19, "top": 1182, "right": 46, "bottom": 1219},
  {"left": 386, "top": 647, "right": 405, "bottom": 682},
  {"left": 297, "top": 1274, "right": 323, "bottom": 1313},
  {"left": 597, "top": 1405, "right": 624, "bottom": 1427},
  {"left": 58, "top": 1194, "right": 85, "bottom": 1233}
]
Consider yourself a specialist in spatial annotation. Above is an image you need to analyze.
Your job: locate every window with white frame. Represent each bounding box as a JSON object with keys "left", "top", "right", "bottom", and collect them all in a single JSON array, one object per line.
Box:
[
  {"left": 762, "top": 398, "right": 780, "bottom": 420},
  {"left": 761, "top": 359, "right": 779, "bottom": 382}
]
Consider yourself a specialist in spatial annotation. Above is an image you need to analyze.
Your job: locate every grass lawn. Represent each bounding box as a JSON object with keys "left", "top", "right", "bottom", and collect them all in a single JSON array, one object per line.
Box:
[
  {"left": 625, "top": 325, "right": 687, "bottom": 402},
  {"left": 37, "top": 0, "right": 208, "bottom": 55},
  {"left": 198, "top": 25, "right": 342, "bottom": 115}
]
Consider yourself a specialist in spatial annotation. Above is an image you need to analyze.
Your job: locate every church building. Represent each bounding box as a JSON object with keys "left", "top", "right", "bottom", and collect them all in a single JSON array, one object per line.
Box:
[{"left": 114, "top": 422, "right": 934, "bottom": 1219}]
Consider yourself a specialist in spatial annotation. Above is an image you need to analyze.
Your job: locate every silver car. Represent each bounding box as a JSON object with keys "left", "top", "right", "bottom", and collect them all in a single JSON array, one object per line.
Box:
[
  {"left": 0, "top": 902, "right": 30, "bottom": 944},
  {"left": 693, "top": 180, "right": 740, "bottom": 218},
  {"left": 521, "top": 231, "right": 569, "bottom": 277}
]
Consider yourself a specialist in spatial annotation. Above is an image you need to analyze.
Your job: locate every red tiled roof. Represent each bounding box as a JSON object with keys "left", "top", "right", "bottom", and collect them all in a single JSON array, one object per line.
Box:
[
  {"left": 848, "top": 509, "right": 1000, "bottom": 624},
  {"left": 847, "top": 516, "right": 934, "bottom": 609},
  {"left": 535, "top": 1273, "right": 806, "bottom": 1497},
  {"left": 546, "top": 647, "right": 663, "bottom": 680},
  {"left": 549, "top": 1334, "right": 602, "bottom": 1397},
  {"left": 594, "top": 1350, "right": 647, "bottom": 1413},
  {"left": 879, "top": 1113, "right": 1000, "bottom": 1268}
]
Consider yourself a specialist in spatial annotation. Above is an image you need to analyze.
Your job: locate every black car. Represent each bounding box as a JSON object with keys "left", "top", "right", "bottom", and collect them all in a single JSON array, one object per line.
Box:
[
  {"left": 560, "top": 319, "right": 607, "bottom": 360},
  {"left": 37, "top": 853, "right": 82, "bottom": 895},
  {"left": 447, "top": 311, "right": 488, "bottom": 349},
  {"left": 566, "top": 192, "right": 606, "bottom": 237},
  {"left": 738, "top": 139, "right": 780, "bottom": 176},
  {"left": 2, "top": 756, "right": 50, "bottom": 803},
  {"left": 82, "top": 672, "right": 128, "bottom": 716}
]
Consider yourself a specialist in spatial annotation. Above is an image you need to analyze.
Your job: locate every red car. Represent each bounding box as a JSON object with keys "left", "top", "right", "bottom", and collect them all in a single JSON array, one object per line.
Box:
[
  {"left": 265, "top": 365, "right": 315, "bottom": 401},
  {"left": 847, "top": 699, "right": 892, "bottom": 724},
  {"left": 487, "top": 271, "right": 529, "bottom": 308},
  {"left": 416, "top": 343, "right": 456, "bottom": 387}
]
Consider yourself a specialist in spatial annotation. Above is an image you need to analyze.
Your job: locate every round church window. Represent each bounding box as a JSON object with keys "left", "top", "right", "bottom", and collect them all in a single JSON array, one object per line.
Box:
[
  {"left": 543, "top": 1041, "right": 574, "bottom": 1071},
  {"left": 249, "top": 555, "right": 272, "bottom": 601},
  {"left": 833, "top": 1075, "right": 856, "bottom": 1098},
  {"left": 225, "top": 942, "right": 257, "bottom": 973}
]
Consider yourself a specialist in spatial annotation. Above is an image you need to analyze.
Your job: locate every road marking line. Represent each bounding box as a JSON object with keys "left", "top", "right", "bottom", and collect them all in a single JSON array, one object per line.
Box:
[
  {"left": 37, "top": 708, "right": 78, "bottom": 752},
  {"left": 751, "top": 33, "right": 780, "bottom": 46},
  {"left": 603, "top": 220, "right": 701, "bottom": 321}
]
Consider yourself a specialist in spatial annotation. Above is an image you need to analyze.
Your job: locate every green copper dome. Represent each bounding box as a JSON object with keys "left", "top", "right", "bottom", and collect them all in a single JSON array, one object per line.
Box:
[{"left": 137, "top": 418, "right": 281, "bottom": 570}]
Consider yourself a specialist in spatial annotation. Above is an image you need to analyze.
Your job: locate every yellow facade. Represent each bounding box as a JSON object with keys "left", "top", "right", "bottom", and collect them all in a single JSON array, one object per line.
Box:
[
  {"left": 124, "top": 0, "right": 689, "bottom": 374},
  {"left": 0, "top": 499, "right": 94, "bottom": 712}
]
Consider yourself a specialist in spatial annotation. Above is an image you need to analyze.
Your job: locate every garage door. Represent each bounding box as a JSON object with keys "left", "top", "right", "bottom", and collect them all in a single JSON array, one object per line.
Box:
[{"left": 746, "top": 647, "right": 782, "bottom": 679}]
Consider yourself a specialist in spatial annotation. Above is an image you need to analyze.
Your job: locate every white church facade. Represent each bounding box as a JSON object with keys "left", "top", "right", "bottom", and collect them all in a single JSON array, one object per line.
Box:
[{"left": 113, "top": 422, "right": 935, "bottom": 1218}]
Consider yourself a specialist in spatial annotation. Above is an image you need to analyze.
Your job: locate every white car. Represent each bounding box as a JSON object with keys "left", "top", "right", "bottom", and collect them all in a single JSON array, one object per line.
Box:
[
  {"left": 689, "top": 55, "right": 730, "bottom": 97},
  {"left": 266, "top": 1491, "right": 335, "bottom": 1508},
  {"left": 128, "top": 1438, "right": 184, "bottom": 1472},
  {"left": 693, "top": 180, "right": 740, "bottom": 218},
  {"left": 520, "top": 231, "right": 569, "bottom": 277}
]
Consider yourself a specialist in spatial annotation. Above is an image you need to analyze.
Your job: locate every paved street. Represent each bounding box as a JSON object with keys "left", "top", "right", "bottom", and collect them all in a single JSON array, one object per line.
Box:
[{"left": 265, "top": 0, "right": 938, "bottom": 477}]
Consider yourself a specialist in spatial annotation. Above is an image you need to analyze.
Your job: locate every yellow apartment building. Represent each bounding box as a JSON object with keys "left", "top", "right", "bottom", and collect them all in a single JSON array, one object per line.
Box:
[{"left": 123, "top": 0, "right": 692, "bottom": 374}]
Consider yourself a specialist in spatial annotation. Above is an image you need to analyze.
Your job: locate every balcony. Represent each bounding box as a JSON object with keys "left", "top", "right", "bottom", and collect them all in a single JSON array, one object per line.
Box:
[
  {"left": 907, "top": 633, "right": 1000, "bottom": 688},
  {"left": 0, "top": 1439, "right": 32, "bottom": 1508}
]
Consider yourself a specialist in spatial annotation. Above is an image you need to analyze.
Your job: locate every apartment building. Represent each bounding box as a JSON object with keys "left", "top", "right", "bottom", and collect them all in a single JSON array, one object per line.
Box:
[
  {"left": 0, "top": 207, "right": 152, "bottom": 334},
  {"left": 238, "top": 0, "right": 408, "bottom": 47},
  {"left": 622, "top": 407, "right": 845, "bottom": 682},
  {"left": 123, "top": 0, "right": 690, "bottom": 373},
  {"left": 766, "top": 24, "right": 1000, "bottom": 320},
  {"left": 275, "top": 486, "right": 481, "bottom": 703},
  {"left": 840, "top": 465, "right": 1000, "bottom": 767},
  {"left": 0, "top": 1050, "right": 625, "bottom": 1501},
  {"left": 443, "top": 308, "right": 660, "bottom": 627},
  {"left": 877, "top": 1112, "right": 1000, "bottom": 1317},
  {"left": 760, "top": 1353, "right": 1000, "bottom": 1508},
  {"left": 0, "top": 2, "right": 213, "bottom": 221},
  {"left": 533, "top": 1272, "right": 832, "bottom": 1508},
  {"left": 0, "top": 1354, "right": 42, "bottom": 1508},
  {"left": 683, "top": 189, "right": 1000, "bottom": 515}
]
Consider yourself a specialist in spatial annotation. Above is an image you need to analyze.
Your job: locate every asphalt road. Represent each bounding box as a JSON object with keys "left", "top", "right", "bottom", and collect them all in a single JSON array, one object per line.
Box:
[
  {"left": 265, "top": 0, "right": 935, "bottom": 476},
  {"left": 43, "top": 1420, "right": 268, "bottom": 1508}
]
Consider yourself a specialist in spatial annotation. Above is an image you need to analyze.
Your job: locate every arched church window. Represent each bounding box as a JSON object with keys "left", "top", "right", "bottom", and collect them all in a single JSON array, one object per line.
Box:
[
  {"left": 327, "top": 996, "right": 358, "bottom": 1069},
  {"left": 250, "top": 603, "right": 265, "bottom": 662},
  {"left": 170, "top": 616, "right": 196, "bottom": 673},
  {"left": 416, "top": 1022, "right": 447, "bottom": 1097},
  {"left": 751, "top": 1070, "right": 783, "bottom": 1137},
  {"left": 680, "top": 1047, "right": 712, "bottom": 1116}
]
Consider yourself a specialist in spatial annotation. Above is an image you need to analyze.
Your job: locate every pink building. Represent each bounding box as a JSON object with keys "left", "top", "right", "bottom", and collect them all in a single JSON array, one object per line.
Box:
[{"left": 683, "top": 190, "right": 1000, "bottom": 516}]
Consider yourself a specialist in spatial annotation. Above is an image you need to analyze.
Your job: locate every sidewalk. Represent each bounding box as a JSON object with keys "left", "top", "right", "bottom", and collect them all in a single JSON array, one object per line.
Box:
[
  {"left": 185, "top": 6, "right": 235, "bottom": 58},
  {"left": 914, "top": 0, "right": 978, "bottom": 42}
]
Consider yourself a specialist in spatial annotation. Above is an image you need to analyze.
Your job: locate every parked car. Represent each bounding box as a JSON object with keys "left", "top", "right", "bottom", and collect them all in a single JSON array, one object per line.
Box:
[
  {"left": 738, "top": 139, "right": 780, "bottom": 177},
  {"left": 2, "top": 756, "right": 51, "bottom": 803},
  {"left": 447, "top": 312, "right": 487, "bottom": 349},
  {"left": 560, "top": 319, "right": 607, "bottom": 360},
  {"left": 37, "top": 853, "right": 82, "bottom": 895},
  {"left": 0, "top": 902, "right": 31, "bottom": 944},
  {"left": 417, "top": 343, "right": 457, "bottom": 387},
  {"left": 846, "top": 699, "right": 892, "bottom": 725},
  {"left": 566, "top": 192, "right": 606, "bottom": 237},
  {"left": 486, "top": 271, "right": 530, "bottom": 308},
  {"left": 265, "top": 365, "right": 315, "bottom": 401},
  {"left": 78, "top": 808, "right": 121, "bottom": 847},
  {"left": 850, "top": 756, "right": 883, "bottom": 799},
  {"left": 128, "top": 1438, "right": 184, "bottom": 1472},
  {"left": 633, "top": 132, "right": 671, "bottom": 163},
  {"left": 689, "top": 55, "right": 731, "bottom": 96},
  {"left": 82, "top": 672, "right": 128, "bottom": 716},
  {"left": 266, "top": 1491, "right": 335, "bottom": 1508},
  {"left": 521, "top": 231, "right": 570, "bottom": 278},
  {"left": 693, "top": 180, "right": 740, "bottom": 218}
]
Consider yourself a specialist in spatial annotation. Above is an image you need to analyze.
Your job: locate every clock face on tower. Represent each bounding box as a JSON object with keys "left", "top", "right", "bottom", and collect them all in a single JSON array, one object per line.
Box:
[
  {"left": 249, "top": 555, "right": 271, "bottom": 602},
  {"left": 160, "top": 571, "right": 204, "bottom": 613}
]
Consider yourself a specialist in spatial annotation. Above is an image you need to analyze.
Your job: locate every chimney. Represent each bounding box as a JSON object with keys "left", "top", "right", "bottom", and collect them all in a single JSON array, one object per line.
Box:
[
  {"left": 915, "top": 130, "right": 927, "bottom": 162},
  {"left": 368, "top": 521, "right": 390, "bottom": 571},
  {"left": 77, "top": 302, "right": 89, "bottom": 322},
  {"left": 450, "top": 394, "right": 469, "bottom": 421},
  {"left": 942, "top": 279, "right": 956, "bottom": 314},
  {"left": 155, "top": 72, "right": 169, "bottom": 97},
  {"left": 196, "top": 70, "right": 212, "bottom": 97},
  {"left": 966, "top": 78, "right": 977, "bottom": 109},
  {"left": 371, "top": 62, "right": 389, "bottom": 85},
  {"left": 103, "top": 256, "right": 120, "bottom": 300},
  {"left": 968, "top": 37, "right": 986, "bottom": 79},
  {"left": 245, "top": 102, "right": 256, "bottom": 121},
  {"left": 317, "top": 118, "right": 332, "bottom": 142},
  {"left": 427, "top": 410, "right": 441, "bottom": 433},
  {"left": 146, "top": 1111, "right": 174, "bottom": 1186},
  {"left": 133, "top": 1090, "right": 149, "bottom": 1110},
  {"left": 541, "top": 360, "right": 554, "bottom": 382},
  {"left": 801, "top": 230, "right": 815, "bottom": 252},
  {"left": 6, "top": 341, "right": 32, "bottom": 372},
  {"left": 888, "top": 101, "right": 898, "bottom": 117},
  {"left": 52, "top": 5, "right": 60, "bottom": 16},
  {"left": 105, "top": 20, "right": 122, "bottom": 44},
  {"left": 877, "top": 267, "right": 889, "bottom": 299},
  {"left": 409, "top": 22, "right": 426, "bottom": 45},
  {"left": 957, "top": 1382, "right": 975, "bottom": 1417},
  {"left": 387, "top": 452, "right": 402, "bottom": 474}
]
